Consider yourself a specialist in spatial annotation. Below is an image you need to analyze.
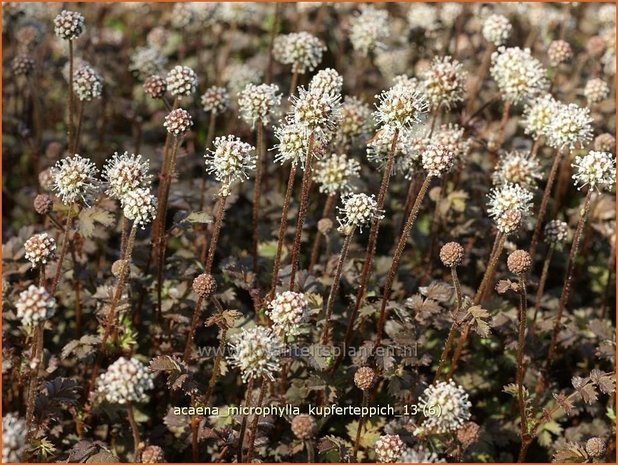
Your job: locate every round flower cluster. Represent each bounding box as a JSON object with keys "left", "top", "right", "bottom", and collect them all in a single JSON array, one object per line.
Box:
[
  {"left": 482, "top": 14, "right": 512, "bottom": 46},
  {"left": 222, "top": 62, "right": 262, "bottom": 98},
  {"left": 492, "top": 151, "right": 542, "bottom": 188},
  {"left": 143, "top": 75, "right": 167, "bottom": 99},
  {"left": 415, "top": 380, "right": 471, "bottom": 435},
  {"left": 337, "top": 193, "right": 384, "bottom": 233},
  {"left": 572, "top": 150, "right": 616, "bottom": 191},
  {"left": 422, "top": 56, "right": 467, "bottom": 110},
  {"left": 166, "top": 65, "right": 197, "bottom": 97},
  {"left": 354, "top": 366, "right": 376, "bottom": 391},
  {"left": 594, "top": 133, "right": 616, "bottom": 153},
  {"left": 547, "top": 40, "right": 573, "bottom": 66},
  {"left": 522, "top": 94, "right": 558, "bottom": 138},
  {"left": 349, "top": 5, "right": 389, "bottom": 57},
  {"left": 267, "top": 291, "right": 308, "bottom": 336},
  {"left": 205, "top": 135, "right": 256, "bottom": 196},
  {"left": 129, "top": 46, "right": 167, "bottom": 80},
  {"left": 164, "top": 108, "right": 193, "bottom": 136},
  {"left": 585, "top": 437, "right": 607, "bottom": 459},
  {"left": 374, "top": 81, "right": 429, "bottom": 130},
  {"left": 374, "top": 434, "right": 406, "bottom": 463},
  {"left": 201, "top": 86, "right": 230, "bottom": 115},
  {"left": 97, "top": 357, "right": 154, "bottom": 404},
  {"left": 439, "top": 241, "right": 464, "bottom": 268},
  {"left": 227, "top": 326, "right": 283, "bottom": 382},
  {"left": 12, "top": 54, "right": 34, "bottom": 76},
  {"left": 313, "top": 153, "right": 361, "bottom": 195},
  {"left": 546, "top": 103, "right": 593, "bottom": 150},
  {"left": 24, "top": 233, "right": 56, "bottom": 267},
  {"left": 274, "top": 123, "right": 308, "bottom": 166},
  {"left": 507, "top": 249, "right": 532, "bottom": 275},
  {"left": 15, "top": 285, "right": 56, "bottom": 327},
  {"left": 544, "top": 220, "right": 569, "bottom": 245},
  {"left": 2, "top": 413, "right": 28, "bottom": 463},
  {"left": 54, "top": 10, "right": 84, "bottom": 40},
  {"left": 237, "top": 83, "right": 281, "bottom": 127},
  {"left": 73, "top": 65, "right": 103, "bottom": 101},
  {"left": 422, "top": 144, "right": 455, "bottom": 177},
  {"left": 399, "top": 446, "right": 443, "bottom": 464},
  {"left": 291, "top": 87, "right": 340, "bottom": 141},
  {"left": 584, "top": 78, "right": 610, "bottom": 105},
  {"left": 487, "top": 183, "right": 533, "bottom": 233},
  {"left": 273, "top": 32, "right": 326, "bottom": 74},
  {"left": 102, "top": 152, "right": 151, "bottom": 200},
  {"left": 490, "top": 47, "right": 548, "bottom": 104},
  {"left": 141, "top": 445, "right": 165, "bottom": 464},
  {"left": 51, "top": 154, "right": 99, "bottom": 205},
  {"left": 336, "top": 96, "right": 373, "bottom": 146},
  {"left": 291, "top": 414, "right": 316, "bottom": 440},
  {"left": 34, "top": 194, "right": 53, "bottom": 215},
  {"left": 407, "top": 4, "right": 439, "bottom": 31},
  {"left": 309, "top": 68, "right": 343, "bottom": 100},
  {"left": 192, "top": 273, "right": 217, "bottom": 299},
  {"left": 433, "top": 123, "right": 471, "bottom": 163},
  {"left": 367, "top": 128, "right": 420, "bottom": 179},
  {"left": 121, "top": 188, "right": 157, "bottom": 227}
]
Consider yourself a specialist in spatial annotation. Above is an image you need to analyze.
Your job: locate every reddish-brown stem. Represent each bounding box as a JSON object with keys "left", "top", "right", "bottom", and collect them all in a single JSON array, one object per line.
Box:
[
  {"left": 288, "top": 69, "right": 299, "bottom": 99},
  {"left": 237, "top": 377, "right": 254, "bottom": 461},
  {"left": 50, "top": 208, "right": 74, "bottom": 295},
  {"left": 245, "top": 377, "right": 267, "bottom": 463},
  {"left": 252, "top": 121, "right": 265, "bottom": 274},
  {"left": 127, "top": 402, "right": 141, "bottom": 460},
  {"left": 352, "top": 391, "right": 369, "bottom": 461},
  {"left": 205, "top": 195, "right": 228, "bottom": 274},
  {"left": 71, "top": 100, "right": 84, "bottom": 154},
  {"left": 434, "top": 267, "right": 464, "bottom": 383},
  {"left": 308, "top": 193, "right": 336, "bottom": 272},
  {"left": 516, "top": 275, "right": 529, "bottom": 446},
  {"left": 528, "top": 246, "right": 554, "bottom": 340},
  {"left": 200, "top": 113, "right": 217, "bottom": 211},
  {"left": 67, "top": 40, "right": 74, "bottom": 147},
  {"left": 183, "top": 295, "right": 205, "bottom": 363},
  {"left": 203, "top": 325, "right": 228, "bottom": 406}
]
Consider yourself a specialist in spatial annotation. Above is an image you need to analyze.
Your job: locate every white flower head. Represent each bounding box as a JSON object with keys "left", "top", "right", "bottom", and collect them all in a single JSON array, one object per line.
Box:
[
  {"left": 309, "top": 68, "right": 343, "bottom": 100},
  {"left": 414, "top": 380, "right": 471, "bottom": 435},
  {"left": 2, "top": 413, "right": 28, "bottom": 463},
  {"left": 433, "top": 123, "right": 471, "bottom": 164},
  {"left": 572, "top": 150, "right": 616, "bottom": 191},
  {"left": 367, "top": 127, "right": 422, "bottom": 180},
  {"left": 24, "top": 233, "right": 56, "bottom": 267},
  {"left": 313, "top": 153, "right": 361, "bottom": 195},
  {"left": 273, "top": 122, "right": 308, "bottom": 166},
  {"left": 290, "top": 86, "right": 341, "bottom": 142},
  {"left": 238, "top": 83, "right": 282, "bottom": 128},
  {"left": 121, "top": 188, "right": 157, "bottom": 227},
  {"left": 15, "top": 285, "right": 56, "bottom": 327},
  {"left": 267, "top": 291, "right": 308, "bottom": 337},
  {"left": 166, "top": 65, "right": 198, "bottom": 97},
  {"left": 422, "top": 143, "right": 455, "bottom": 177},
  {"left": 51, "top": 154, "right": 100, "bottom": 205},
  {"left": 492, "top": 151, "right": 543, "bottom": 188},
  {"left": 349, "top": 5, "right": 390, "bottom": 57},
  {"left": 487, "top": 183, "right": 533, "bottom": 226},
  {"left": 337, "top": 193, "right": 384, "bottom": 233},
  {"left": 422, "top": 56, "right": 467, "bottom": 110},
  {"left": 546, "top": 102, "right": 593, "bottom": 150},
  {"left": 96, "top": 357, "right": 154, "bottom": 404},
  {"left": 490, "top": 47, "right": 548, "bottom": 104},
  {"left": 374, "top": 81, "right": 429, "bottom": 130},
  {"left": 482, "top": 14, "right": 512, "bottom": 46},
  {"left": 73, "top": 65, "right": 103, "bottom": 101},
  {"left": 227, "top": 326, "right": 284, "bottom": 383},
  {"left": 205, "top": 135, "right": 256, "bottom": 196},
  {"left": 102, "top": 152, "right": 151, "bottom": 200},
  {"left": 201, "top": 86, "right": 230, "bottom": 115},
  {"left": 336, "top": 96, "right": 374, "bottom": 146},
  {"left": 522, "top": 94, "right": 558, "bottom": 138},
  {"left": 273, "top": 32, "right": 326, "bottom": 74}
]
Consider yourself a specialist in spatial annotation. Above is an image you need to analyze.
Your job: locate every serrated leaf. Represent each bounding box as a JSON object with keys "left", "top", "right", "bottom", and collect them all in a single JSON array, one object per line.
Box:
[
  {"left": 78, "top": 207, "right": 115, "bottom": 238},
  {"left": 184, "top": 211, "right": 212, "bottom": 224}
]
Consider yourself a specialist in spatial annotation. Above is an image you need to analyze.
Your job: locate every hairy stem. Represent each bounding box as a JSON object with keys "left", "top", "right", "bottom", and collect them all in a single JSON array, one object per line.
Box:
[
  {"left": 516, "top": 275, "right": 529, "bottom": 447},
  {"left": 252, "top": 121, "right": 265, "bottom": 273},
  {"left": 433, "top": 267, "right": 463, "bottom": 383},
  {"left": 50, "top": 207, "right": 75, "bottom": 295},
  {"left": 67, "top": 40, "right": 74, "bottom": 147},
  {"left": 309, "top": 193, "right": 336, "bottom": 272},
  {"left": 199, "top": 113, "right": 217, "bottom": 211},
  {"left": 245, "top": 377, "right": 267, "bottom": 463},
  {"left": 183, "top": 295, "right": 205, "bottom": 363},
  {"left": 127, "top": 402, "right": 141, "bottom": 460},
  {"left": 204, "top": 324, "right": 228, "bottom": 406},
  {"left": 528, "top": 246, "right": 554, "bottom": 340},
  {"left": 205, "top": 195, "right": 228, "bottom": 274},
  {"left": 352, "top": 391, "right": 369, "bottom": 460}
]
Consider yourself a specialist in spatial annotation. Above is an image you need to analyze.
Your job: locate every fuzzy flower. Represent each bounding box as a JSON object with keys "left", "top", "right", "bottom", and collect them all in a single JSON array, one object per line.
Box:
[
  {"left": 51, "top": 154, "right": 99, "bottom": 205},
  {"left": 12, "top": 54, "right": 34, "bottom": 76},
  {"left": 121, "top": 188, "right": 157, "bottom": 227},
  {"left": 273, "top": 32, "right": 326, "bottom": 74},
  {"left": 433, "top": 123, "right": 471, "bottom": 163},
  {"left": 2, "top": 413, "right": 28, "bottom": 463},
  {"left": 422, "top": 56, "right": 467, "bottom": 110},
  {"left": 238, "top": 83, "right": 282, "bottom": 127},
  {"left": 205, "top": 135, "right": 256, "bottom": 196},
  {"left": 544, "top": 220, "right": 569, "bottom": 245},
  {"left": 594, "top": 133, "right": 616, "bottom": 153},
  {"left": 273, "top": 123, "right": 308, "bottom": 166},
  {"left": 24, "top": 233, "right": 56, "bottom": 267},
  {"left": 492, "top": 151, "right": 542, "bottom": 188},
  {"left": 522, "top": 94, "right": 558, "bottom": 138},
  {"left": 546, "top": 102, "right": 593, "bottom": 150},
  {"left": 487, "top": 183, "right": 533, "bottom": 229},
  {"left": 374, "top": 82, "right": 429, "bottom": 130},
  {"left": 290, "top": 86, "right": 341, "bottom": 141},
  {"left": 102, "top": 152, "right": 151, "bottom": 200},
  {"left": 201, "top": 86, "right": 230, "bottom": 115},
  {"left": 584, "top": 78, "right": 610, "bottom": 105},
  {"left": 572, "top": 150, "right": 616, "bottom": 191},
  {"left": 367, "top": 127, "right": 421, "bottom": 179},
  {"left": 129, "top": 46, "right": 167, "bottom": 81},
  {"left": 349, "top": 5, "right": 389, "bottom": 57},
  {"left": 313, "top": 153, "right": 361, "bottom": 195},
  {"left": 97, "top": 357, "right": 154, "bottom": 404},
  {"left": 374, "top": 434, "right": 406, "bottom": 463},
  {"left": 482, "top": 14, "right": 512, "bottom": 46},
  {"left": 422, "top": 144, "right": 455, "bottom": 177},
  {"left": 227, "top": 326, "right": 283, "bottom": 383},
  {"left": 547, "top": 40, "right": 573, "bottom": 66},
  {"left": 163, "top": 108, "right": 193, "bottom": 136},
  {"left": 414, "top": 380, "right": 471, "bottom": 435},
  {"left": 399, "top": 446, "right": 444, "bottom": 464},
  {"left": 73, "top": 65, "right": 103, "bottom": 101},
  {"left": 166, "top": 65, "right": 198, "bottom": 97},
  {"left": 54, "top": 10, "right": 84, "bottom": 40},
  {"left": 222, "top": 62, "right": 262, "bottom": 98},
  {"left": 490, "top": 47, "right": 548, "bottom": 104},
  {"left": 309, "top": 68, "right": 343, "bottom": 100},
  {"left": 15, "top": 285, "right": 56, "bottom": 327},
  {"left": 336, "top": 96, "right": 373, "bottom": 146},
  {"left": 267, "top": 291, "right": 308, "bottom": 336},
  {"left": 407, "top": 4, "right": 439, "bottom": 31},
  {"left": 337, "top": 193, "right": 384, "bottom": 233},
  {"left": 143, "top": 75, "right": 167, "bottom": 99}
]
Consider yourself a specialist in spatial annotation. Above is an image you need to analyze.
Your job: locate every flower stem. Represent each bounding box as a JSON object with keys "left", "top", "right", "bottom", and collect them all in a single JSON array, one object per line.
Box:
[
  {"left": 205, "top": 195, "right": 228, "bottom": 274},
  {"left": 245, "top": 377, "right": 267, "bottom": 463},
  {"left": 266, "top": 4, "right": 281, "bottom": 84},
  {"left": 71, "top": 100, "right": 84, "bottom": 154},
  {"left": 252, "top": 121, "right": 265, "bottom": 274},
  {"left": 67, "top": 39, "right": 74, "bottom": 147},
  {"left": 50, "top": 207, "right": 75, "bottom": 295},
  {"left": 127, "top": 402, "right": 141, "bottom": 460},
  {"left": 204, "top": 323, "right": 228, "bottom": 406},
  {"left": 183, "top": 295, "right": 205, "bottom": 363},
  {"left": 433, "top": 267, "right": 463, "bottom": 384},
  {"left": 516, "top": 275, "right": 529, "bottom": 448},
  {"left": 352, "top": 391, "right": 369, "bottom": 461},
  {"left": 199, "top": 113, "right": 217, "bottom": 211},
  {"left": 528, "top": 245, "right": 554, "bottom": 340},
  {"left": 308, "top": 193, "right": 336, "bottom": 272}
]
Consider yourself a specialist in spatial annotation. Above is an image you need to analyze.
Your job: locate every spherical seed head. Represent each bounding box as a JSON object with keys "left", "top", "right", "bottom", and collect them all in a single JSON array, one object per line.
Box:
[
  {"left": 585, "top": 437, "right": 607, "bottom": 458},
  {"left": 374, "top": 82, "right": 429, "bottom": 130},
  {"left": 490, "top": 47, "right": 548, "bottom": 104},
  {"left": 487, "top": 183, "right": 533, "bottom": 225},
  {"left": 374, "top": 434, "right": 406, "bottom": 463},
  {"left": 492, "top": 151, "right": 543, "bottom": 188},
  {"left": 12, "top": 54, "right": 34, "bottom": 76},
  {"left": 572, "top": 150, "right": 616, "bottom": 191},
  {"left": 141, "top": 445, "right": 165, "bottom": 463},
  {"left": 121, "top": 188, "right": 157, "bottom": 227},
  {"left": 51, "top": 154, "right": 99, "bottom": 205},
  {"left": 33, "top": 194, "right": 53, "bottom": 215},
  {"left": 522, "top": 94, "right": 558, "bottom": 138},
  {"left": 309, "top": 68, "right": 343, "bottom": 100},
  {"left": 415, "top": 380, "right": 471, "bottom": 436},
  {"left": 337, "top": 193, "right": 384, "bottom": 233},
  {"left": 440, "top": 242, "right": 464, "bottom": 268},
  {"left": 349, "top": 5, "right": 390, "bottom": 57},
  {"left": 584, "top": 78, "right": 610, "bottom": 105},
  {"left": 422, "top": 143, "right": 455, "bottom": 177},
  {"left": 507, "top": 249, "right": 532, "bottom": 275},
  {"left": 482, "top": 14, "right": 512, "bottom": 46},
  {"left": 164, "top": 108, "right": 193, "bottom": 136},
  {"left": 15, "top": 285, "right": 56, "bottom": 326},
  {"left": 54, "top": 10, "right": 84, "bottom": 40},
  {"left": 143, "top": 75, "right": 167, "bottom": 99},
  {"left": 2, "top": 413, "right": 28, "bottom": 463},
  {"left": 24, "top": 233, "right": 56, "bottom": 266},
  {"left": 313, "top": 153, "right": 361, "bottom": 195},
  {"left": 495, "top": 208, "right": 522, "bottom": 235},
  {"left": 273, "top": 32, "right": 326, "bottom": 74},
  {"left": 546, "top": 102, "right": 593, "bottom": 150},
  {"left": 96, "top": 356, "right": 154, "bottom": 404},
  {"left": 237, "top": 83, "right": 281, "bottom": 127},
  {"left": 227, "top": 326, "right": 283, "bottom": 383},
  {"left": 456, "top": 421, "right": 481, "bottom": 449},
  {"left": 423, "top": 56, "right": 467, "bottom": 110},
  {"left": 594, "top": 133, "right": 616, "bottom": 153},
  {"left": 192, "top": 273, "right": 217, "bottom": 299},
  {"left": 205, "top": 135, "right": 256, "bottom": 196},
  {"left": 201, "top": 86, "right": 230, "bottom": 115},
  {"left": 544, "top": 220, "right": 568, "bottom": 245},
  {"left": 129, "top": 47, "right": 167, "bottom": 81},
  {"left": 166, "top": 65, "right": 197, "bottom": 97},
  {"left": 547, "top": 40, "right": 573, "bottom": 66},
  {"left": 73, "top": 65, "right": 103, "bottom": 102},
  {"left": 267, "top": 291, "right": 308, "bottom": 336},
  {"left": 291, "top": 87, "right": 341, "bottom": 140},
  {"left": 111, "top": 259, "right": 129, "bottom": 279},
  {"left": 336, "top": 96, "right": 373, "bottom": 146},
  {"left": 354, "top": 366, "right": 376, "bottom": 391},
  {"left": 102, "top": 151, "right": 151, "bottom": 200},
  {"left": 273, "top": 123, "right": 308, "bottom": 166},
  {"left": 291, "top": 414, "right": 317, "bottom": 440},
  {"left": 317, "top": 218, "right": 333, "bottom": 235}
]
